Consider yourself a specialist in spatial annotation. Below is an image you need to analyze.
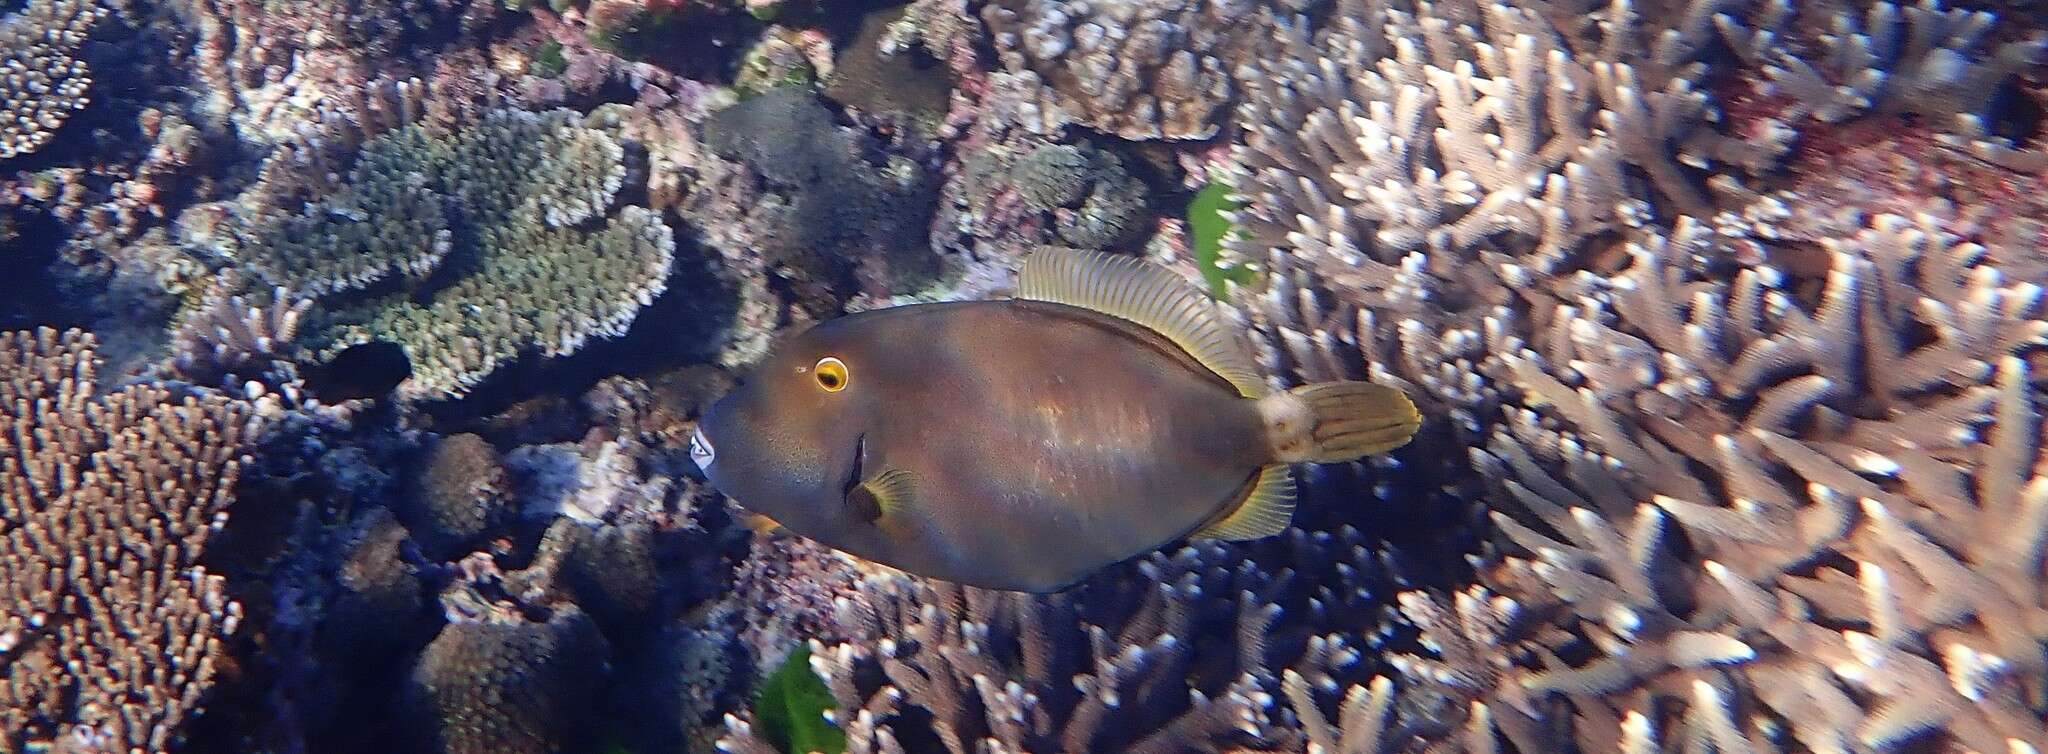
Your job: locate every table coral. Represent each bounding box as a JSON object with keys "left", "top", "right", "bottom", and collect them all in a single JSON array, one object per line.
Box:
[{"left": 222, "top": 107, "right": 677, "bottom": 400}]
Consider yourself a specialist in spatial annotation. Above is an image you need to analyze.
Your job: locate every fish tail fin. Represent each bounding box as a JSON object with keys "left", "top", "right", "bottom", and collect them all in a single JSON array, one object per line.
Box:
[{"left": 1258, "top": 382, "right": 1422, "bottom": 464}]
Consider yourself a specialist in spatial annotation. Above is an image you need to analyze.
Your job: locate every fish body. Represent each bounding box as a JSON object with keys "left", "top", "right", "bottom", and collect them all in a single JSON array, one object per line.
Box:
[{"left": 693, "top": 249, "right": 1421, "bottom": 592}]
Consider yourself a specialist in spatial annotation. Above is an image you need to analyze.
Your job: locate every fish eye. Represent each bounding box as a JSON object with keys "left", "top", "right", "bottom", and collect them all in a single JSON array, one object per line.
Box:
[{"left": 813, "top": 357, "right": 848, "bottom": 392}]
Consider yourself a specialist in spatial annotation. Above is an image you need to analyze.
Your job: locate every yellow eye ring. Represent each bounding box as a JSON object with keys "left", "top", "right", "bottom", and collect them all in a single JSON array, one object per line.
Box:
[{"left": 813, "top": 357, "right": 848, "bottom": 392}]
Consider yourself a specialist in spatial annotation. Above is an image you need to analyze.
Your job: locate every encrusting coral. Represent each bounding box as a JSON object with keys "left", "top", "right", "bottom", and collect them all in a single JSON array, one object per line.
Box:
[
  {"left": 0, "top": 328, "right": 268, "bottom": 754},
  {"left": 688, "top": 88, "right": 942, "bottom": 301},
  {"left": 979, "top": 0, "right": 1276, "bottom": 140}
]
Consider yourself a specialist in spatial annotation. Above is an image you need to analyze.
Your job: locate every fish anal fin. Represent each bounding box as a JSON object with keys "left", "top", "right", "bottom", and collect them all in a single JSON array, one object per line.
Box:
[
  {"left": 1016, "top": 248, "right": 1268, "bottom": 398},
  {"left": 1192, "top": 464, "right": 1296, "bottom": 541},
  {"left": 849, "top": 468, "right": 922, "bottom": 524}
]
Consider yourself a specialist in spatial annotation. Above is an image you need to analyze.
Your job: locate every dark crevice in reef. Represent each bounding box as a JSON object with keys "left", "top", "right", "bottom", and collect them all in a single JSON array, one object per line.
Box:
[{"left": 0, "top": 212, "right": 84, "bottom": 331}]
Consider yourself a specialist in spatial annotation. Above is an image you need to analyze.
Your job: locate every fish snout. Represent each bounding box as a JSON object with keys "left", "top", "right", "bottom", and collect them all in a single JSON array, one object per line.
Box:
[{"left": 689, "top": 425, "right": 716, "bottom": 472}]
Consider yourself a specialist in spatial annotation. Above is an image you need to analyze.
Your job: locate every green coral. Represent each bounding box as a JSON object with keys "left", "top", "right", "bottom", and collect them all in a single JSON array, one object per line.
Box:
[
  {"left": 752, "top": 645, "right": 844, "bottom": 754},
  {"left": 241, "top": 108, "right": 675, "bottom": 400},
  {"left": 534, "top": 41, "right": 568, "bottom": 77}
]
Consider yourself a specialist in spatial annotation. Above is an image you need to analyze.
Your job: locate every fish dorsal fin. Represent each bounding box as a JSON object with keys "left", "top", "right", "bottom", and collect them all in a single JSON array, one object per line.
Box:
[
  {"left": 848, "top": 468, "right": 922, "bottom": 524},
  {"left": 1192, "top": 464, "right": 1296, "bottom": 541},
  {"left": 1017, "top": 249, "right": 1268, "bottom": 398}
]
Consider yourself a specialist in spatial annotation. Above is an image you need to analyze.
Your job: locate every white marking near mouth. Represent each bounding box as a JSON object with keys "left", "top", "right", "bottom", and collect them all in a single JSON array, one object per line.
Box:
[{"left": 689, "top": 426, "right": 716, "bottom": 470}]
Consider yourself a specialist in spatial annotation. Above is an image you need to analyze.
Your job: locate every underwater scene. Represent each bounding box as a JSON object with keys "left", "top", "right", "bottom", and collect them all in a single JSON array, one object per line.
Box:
[{"left": 3, "top": 0, "right": 2048, "bottom": 751}]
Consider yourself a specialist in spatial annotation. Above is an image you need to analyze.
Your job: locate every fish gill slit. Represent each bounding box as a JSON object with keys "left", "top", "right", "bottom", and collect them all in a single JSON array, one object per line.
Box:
[{"left": 841, "top": 433, "right": 867, "bottom": 501}]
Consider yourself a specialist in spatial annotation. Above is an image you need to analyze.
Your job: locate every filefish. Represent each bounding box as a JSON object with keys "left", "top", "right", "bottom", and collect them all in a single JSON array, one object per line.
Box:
[{"left": 690, "top": 248, "right": 1422, "bottom": 592}]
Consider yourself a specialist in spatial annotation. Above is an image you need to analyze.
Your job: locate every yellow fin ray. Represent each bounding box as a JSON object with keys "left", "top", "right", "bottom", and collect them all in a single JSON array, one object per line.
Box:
[
  {"left": 1016, "top": 248, "right": 1268, "bottom": 398},
  {"left": 1261, "top": 382, "right": 1422, "bottom": 463},
  {"left": 1192, "top": 464, "right": 1296, "bottom": 541},
  {"left": 849, "top": 468, "right": 922, "bottom": 523}
]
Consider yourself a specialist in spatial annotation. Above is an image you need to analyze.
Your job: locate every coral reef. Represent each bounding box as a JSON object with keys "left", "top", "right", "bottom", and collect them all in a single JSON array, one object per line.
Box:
[
  {"left": 2, "top": 0, "right": 2044, "bottom": 751},
  {"left": 0, "top": 328, "right": 267, "bottom": 753},
  {"left": 1416, "top": 210, "right": 2048, "bottom": 751},
  {"left": 1204, "top": 0, "right": 2048, "bottom": 749},
  {"left": 688, "top": 88, "right": 942, "bottom": 301},
  {"left": 407, "top": 598, "right": 608, "bottom": 754},
  {"left": 401, "top": 433, "right": 512, "bottom": 559},
  {"left": 715, "top": 510, "right": 1431, "bottom": 753},
  {"left": 218, "top": 107, "right": 678, "bottom": 400},
  {"left": 980, "top": 0, "right": 1274, "bottom": 140},
  {"left": 0, "top": 0, "right": 106, "bottom": 161},
  {"left": 950, "top": 138, "right": 1150, "bottom": 257}
]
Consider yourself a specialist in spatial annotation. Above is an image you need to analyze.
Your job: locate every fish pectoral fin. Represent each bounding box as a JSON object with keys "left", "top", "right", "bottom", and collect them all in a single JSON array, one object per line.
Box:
[
  {"left": 1191, "top": 464, "right": 1296, "bottom": 541},
  {"left": 1015, "top": 248, "right": 1267, "bottom": 398},
  {"left": 847, "top": 468, "right": 923, "bottom": 524}
]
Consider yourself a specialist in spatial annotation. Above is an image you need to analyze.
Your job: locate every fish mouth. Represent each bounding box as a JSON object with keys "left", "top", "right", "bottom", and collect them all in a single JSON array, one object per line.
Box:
[{"left": 689, "top": 425, "right": 716, "bottom": 471}]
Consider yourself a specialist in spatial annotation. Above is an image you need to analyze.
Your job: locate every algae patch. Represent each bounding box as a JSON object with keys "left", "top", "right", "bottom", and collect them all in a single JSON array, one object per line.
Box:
[
  {"left": 752, "top": 644, "right": 845, "bottom": 754},
  {"left": 1189, "top": 182, "right": 1255, "bottom": 297}
]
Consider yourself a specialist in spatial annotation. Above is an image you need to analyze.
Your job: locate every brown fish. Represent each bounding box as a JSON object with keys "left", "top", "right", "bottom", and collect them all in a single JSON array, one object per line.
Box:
[{"left": 690, "top": 249, "right": 1421, "bottom": 592}]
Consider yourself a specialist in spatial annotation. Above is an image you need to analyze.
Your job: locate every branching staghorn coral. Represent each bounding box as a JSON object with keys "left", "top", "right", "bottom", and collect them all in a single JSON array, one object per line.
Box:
[
  {"left": 715, "top": 516, "right": 1432, "bottom": 754},
  {"left": 1365, "top": 212, "right": 2048, "bottom": 751},
  {"left": 1228, "top": 0, "right": 1783, "bottom": 273},
  {"left": 1221, "top": 0, "right": 1794, "bottom": 441},
  {"left": 1760, "top": 0, "right": 2044, "bottom": 131},
  {"left": 0, "top": 0, "right": 105, "bottom": 161},
  {"left": 1, "top": 328, "right": 268, "bottom": 754},
  {"left": 718, "top": 566, "right": 1282, "bottom": 754},
  {"left": 165, "top": 274, "right": 314, "bottom": 387}
]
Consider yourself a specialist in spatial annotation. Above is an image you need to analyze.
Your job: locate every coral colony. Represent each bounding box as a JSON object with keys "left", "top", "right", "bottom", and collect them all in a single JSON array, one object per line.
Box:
[{"left": 1, "top": 0, "right": 2045, "bottom": 752}]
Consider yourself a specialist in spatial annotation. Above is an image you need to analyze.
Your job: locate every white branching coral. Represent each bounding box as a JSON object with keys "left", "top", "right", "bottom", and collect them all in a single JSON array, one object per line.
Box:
[
  {"left": 1220, "top": 0, "right": 1794, "bottom": 441},
  {"left": 1227, "top": 0, "right": 1784, "bottom": 275},
  {"left": 1761, "top": 0, "right": 2044, "bottom": 129},
  {"left": 719, "top": 559, "right": 1284, "bottom": 754},
  {"left": 1381, "top": 211, "right": 2048, "bottom": 751}
]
